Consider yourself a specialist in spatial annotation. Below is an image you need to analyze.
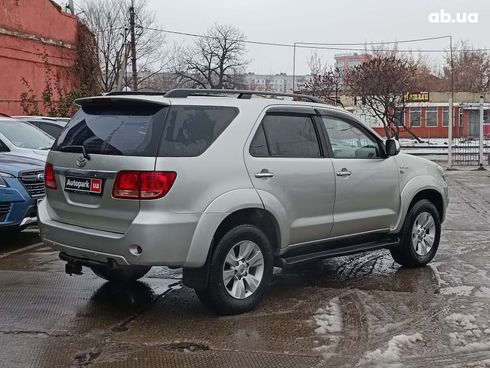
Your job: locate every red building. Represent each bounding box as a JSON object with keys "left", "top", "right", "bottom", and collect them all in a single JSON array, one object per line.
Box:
[
  {"left": 370, "top": 104, "right": 490, "bottom": 139},
  {"left": 0, "top": 0, "right": 79, "bottom": 115},
  {"left": 348, "top": 92, "right": 490, "bottom": 140}
]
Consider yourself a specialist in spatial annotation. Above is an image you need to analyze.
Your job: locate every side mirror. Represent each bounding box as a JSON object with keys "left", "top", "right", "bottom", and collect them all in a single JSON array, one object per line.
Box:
[{"left": 385, "top": 139, "right": 400, "bottom": 156}]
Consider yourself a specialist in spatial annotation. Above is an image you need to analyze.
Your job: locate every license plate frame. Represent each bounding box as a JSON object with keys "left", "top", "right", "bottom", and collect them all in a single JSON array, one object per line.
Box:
[{"left": 64, "top": 176, "right": 103, "bottom": 196}]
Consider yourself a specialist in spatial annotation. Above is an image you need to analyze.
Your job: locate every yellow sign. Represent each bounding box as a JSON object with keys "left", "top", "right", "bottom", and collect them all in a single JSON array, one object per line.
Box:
[{"left": 405, "top": 92, "right": 430, "bottom": 102}]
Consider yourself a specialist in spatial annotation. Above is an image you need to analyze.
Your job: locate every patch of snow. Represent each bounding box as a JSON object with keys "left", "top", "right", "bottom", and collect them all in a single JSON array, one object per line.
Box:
[
  {"left": 429, "top": 263, "right": 446, "bottom": 287},
  {"left": 313, "top": 298, "right": 343, "bottom": 334},
  {"left": 445, "top": 313, "right": 478, "bottom": 330},
  {"left": 456, "top": 341, "right": 490, "bottom": 353},
  {"left": 312, "top": 297, "right": 343, "bottom": 359},
  {"left": 475, "top": 286, "right": 490, "bottom": 298},
  {"left": 441, "top": 285, "right": 474, "bottom": 297},
  {"left": 374, "top": 321, "right": 410, "bottom": 335},
  {"left": 359, "top": 333, "right": 423, "bottom": 366}
]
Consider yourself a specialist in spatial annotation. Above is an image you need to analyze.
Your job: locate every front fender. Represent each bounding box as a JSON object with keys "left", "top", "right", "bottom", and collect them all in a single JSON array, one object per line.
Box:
[
  {"left": 392, "top": 175, "right": 446, "bottom": 233},
  {"left": 183, "top": 189, "right": 264, "bottom": 267}
]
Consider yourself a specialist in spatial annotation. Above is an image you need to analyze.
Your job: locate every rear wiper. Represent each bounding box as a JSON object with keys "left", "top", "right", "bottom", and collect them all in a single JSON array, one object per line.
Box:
[{"left": 60, "top": 145, "right": 91, "bottom": 160}]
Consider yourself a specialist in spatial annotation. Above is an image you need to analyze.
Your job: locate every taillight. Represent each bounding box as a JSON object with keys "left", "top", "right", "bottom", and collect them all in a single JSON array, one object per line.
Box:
[
  {"left": 44, "top": 163, "right": 57, "bottom": 189},
  {"left": 113, "top": 171, "right": 140, "bottom": 199},
  {"left": 112, "top": 171, "right": 176, "bottom": 200}
]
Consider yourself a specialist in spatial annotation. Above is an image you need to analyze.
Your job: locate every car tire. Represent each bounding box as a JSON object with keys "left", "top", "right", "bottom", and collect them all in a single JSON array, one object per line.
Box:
[
  {"left": 90, "top": 265, "right": 151, "bottom": 284},
  {"left": 195, "top": 224, "right": 274, "bottom": 315},
  {"left": 391, "top": 199, "right": 441, "bottom": 268}
]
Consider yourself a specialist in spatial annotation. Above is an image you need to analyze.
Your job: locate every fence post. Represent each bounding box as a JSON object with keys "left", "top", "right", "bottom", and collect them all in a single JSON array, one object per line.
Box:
[
  {"left": 480, "top": 95, "right": 484, "bottom": 167},
  {"left": 448, "top": 97, "right": 453, "bottom": 168}
]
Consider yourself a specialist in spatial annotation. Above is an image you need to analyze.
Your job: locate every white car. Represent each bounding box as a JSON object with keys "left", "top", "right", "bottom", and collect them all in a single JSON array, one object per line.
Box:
[{"left": 0, "top": 118, "right": 54, "bottom": 161}]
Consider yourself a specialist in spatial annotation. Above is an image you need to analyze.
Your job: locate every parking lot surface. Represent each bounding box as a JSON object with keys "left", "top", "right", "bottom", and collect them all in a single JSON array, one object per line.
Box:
[{"left": 1, "top": 169, "right": 490, "bottom": 367}]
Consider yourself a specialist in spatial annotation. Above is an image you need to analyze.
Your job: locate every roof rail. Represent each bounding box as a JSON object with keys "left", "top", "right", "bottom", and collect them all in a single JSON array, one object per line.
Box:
[
  {"left": 164, "top": 88, "right": 329, "bottom": 104},
  {"left": 104, "top": 91, "right": 167, "bottom": 96}
]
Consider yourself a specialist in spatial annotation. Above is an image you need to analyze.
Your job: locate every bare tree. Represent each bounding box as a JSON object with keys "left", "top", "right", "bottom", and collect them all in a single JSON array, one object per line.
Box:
[
  {"left": 444, "top": 41, "right": 490, "bottom": 92},
  {"left": 302, "top": 53, "right": 343, "bottom": 105},
  {"left": 346, "top": 51, "right": 421, "bottom": 140},
  {"left": 79, "top": 0, "right": 169, "bottom": 92},
  {"left": 173, "top": 24, "right": 248, "bottom": 89},
  {"left": 412, "top": 54, "right": 444, "bottom": 92}
]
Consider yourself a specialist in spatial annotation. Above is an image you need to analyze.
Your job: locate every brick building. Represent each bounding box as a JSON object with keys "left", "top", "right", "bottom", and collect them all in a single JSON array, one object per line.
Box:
[
  {"left": 334, "top": 53, "right": 370, "bottom": 75},
  {"left": 0, "top": 0, "right": 79, "bottom": 115},
  {"left": 345, "top": 92, "right": 490, "bottom": 139}
]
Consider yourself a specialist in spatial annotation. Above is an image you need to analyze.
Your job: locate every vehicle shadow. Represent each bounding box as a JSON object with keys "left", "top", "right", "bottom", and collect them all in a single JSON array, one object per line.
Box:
[{"left": 89, "top": 280, "right": 157, "bottom": 310}]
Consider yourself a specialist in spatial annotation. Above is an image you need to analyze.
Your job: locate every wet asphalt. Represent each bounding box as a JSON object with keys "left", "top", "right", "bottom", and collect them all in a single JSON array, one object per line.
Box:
[{"left": 1, "top": 170, "right": 490, "bottom": 367}]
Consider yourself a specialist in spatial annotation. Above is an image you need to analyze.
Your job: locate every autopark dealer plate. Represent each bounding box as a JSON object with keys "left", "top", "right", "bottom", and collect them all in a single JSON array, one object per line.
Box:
[{"left": 64, "top": 176, "right": 103, "bottom": 196}]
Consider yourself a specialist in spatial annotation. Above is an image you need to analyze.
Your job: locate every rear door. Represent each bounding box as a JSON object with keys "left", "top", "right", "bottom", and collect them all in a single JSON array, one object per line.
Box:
[
  {"left": 47, "top": 99, "right": 168, "bottom": 233},
  {"left": 244, "top": 108, "right": 336, "bottom": 245}
]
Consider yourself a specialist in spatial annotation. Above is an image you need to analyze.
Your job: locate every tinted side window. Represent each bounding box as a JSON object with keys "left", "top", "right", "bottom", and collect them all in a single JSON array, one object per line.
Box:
[
  {"left": 261, "top": 114, "right": 321, "bottom": 158},
  {"left": 250, "top": 125, "right": 269, "bottom": 157},
  {"left": 322, "top": 116, "right": 381, "bottom": 159},
  {"left": 159, "top": 106, "right": 239, "bottom": 157},
  {"left": 38, "top": 122, "right": 63, "bottom": 138}
]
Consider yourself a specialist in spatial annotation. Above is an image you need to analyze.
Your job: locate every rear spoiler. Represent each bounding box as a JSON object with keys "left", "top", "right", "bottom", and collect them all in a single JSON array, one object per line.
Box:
[{"left": 75, "top": 95, "right": 170, "bottom": 107}]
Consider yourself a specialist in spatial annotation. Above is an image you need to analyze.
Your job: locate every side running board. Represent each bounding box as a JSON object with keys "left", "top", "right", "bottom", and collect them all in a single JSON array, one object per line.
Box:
[{"left": 279, "top": 238, "right": 400, "bottom": 268}]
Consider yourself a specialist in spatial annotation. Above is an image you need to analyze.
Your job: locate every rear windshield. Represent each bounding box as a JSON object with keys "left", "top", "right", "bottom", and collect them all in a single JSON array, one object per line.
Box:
[
  {"left": 52, "top": 101, "right": 167, "bottom": 156},
  {"left": 52, "top": 102, "right": 238, "bottom": 157}
]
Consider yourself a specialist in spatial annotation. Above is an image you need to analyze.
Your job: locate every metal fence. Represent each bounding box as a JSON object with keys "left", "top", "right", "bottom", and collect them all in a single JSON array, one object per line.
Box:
[{"left": 452, "top": 138, "right": 488, "bottom": 166}]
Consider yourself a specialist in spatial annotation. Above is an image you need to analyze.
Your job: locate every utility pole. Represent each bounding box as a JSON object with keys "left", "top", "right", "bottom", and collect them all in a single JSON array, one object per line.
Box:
[
  {"left": 117, "top": 39, "right": 129, "bottom": 91},
  {"left": 67, "top": 0, "right": 74, "bottom": 14},
  {"left": 448, "top": 35, "right": 454, "bottom": 168},
  {"left": 129, "top": 3, "right": 138, "bottom": 91},
  {"left": 292, "top": 42, "right": 297, "bottom": 93},
  {"left": 479, "top": 95, "right": 484, "bottom": 168}
]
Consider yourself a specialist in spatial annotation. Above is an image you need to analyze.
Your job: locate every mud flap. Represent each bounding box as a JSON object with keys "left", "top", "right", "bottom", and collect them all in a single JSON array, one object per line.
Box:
[{"left": 183, "top": 241, "right": 213, "bottom": 291}]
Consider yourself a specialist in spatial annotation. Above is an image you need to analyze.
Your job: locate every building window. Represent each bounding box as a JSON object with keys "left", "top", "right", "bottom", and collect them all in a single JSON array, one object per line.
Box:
[
  {"left": 426, "top": 108, "right": 438, "bottom": 127},
  {"left": 442, "top": 107, "right": 449, "bottom": 126},
  {"left": 410, "top": 108, "right": 421, "bottom": 127},
  {"left": 394, "top": 107, "right": 404, "bottom": 126}
]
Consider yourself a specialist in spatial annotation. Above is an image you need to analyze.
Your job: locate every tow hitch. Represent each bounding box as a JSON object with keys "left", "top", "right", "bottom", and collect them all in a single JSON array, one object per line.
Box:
[{"left": 65, "top": 262, "right": 83, "bottom": 275}]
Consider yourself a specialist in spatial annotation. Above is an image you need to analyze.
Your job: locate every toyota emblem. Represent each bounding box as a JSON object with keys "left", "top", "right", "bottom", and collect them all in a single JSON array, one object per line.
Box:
[{"left": 76, "top": 156, "right": 87, "bottom": 168}]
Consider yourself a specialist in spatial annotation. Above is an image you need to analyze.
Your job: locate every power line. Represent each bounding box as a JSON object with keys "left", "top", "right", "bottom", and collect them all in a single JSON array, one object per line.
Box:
[
  {"left": 92, "top": 26, "right": 490, "bottom": 53},
  {"left": 141, "top": 26, "right": 490, "bottom": 53},
  {"left": 294, "top": 35, "right": 452, "bottom": 46}
]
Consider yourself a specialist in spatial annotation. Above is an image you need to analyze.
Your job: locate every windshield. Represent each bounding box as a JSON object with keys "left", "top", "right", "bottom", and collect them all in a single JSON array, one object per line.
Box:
[{"left": 0, "top": 121, "right": 54, "bottom": 150}]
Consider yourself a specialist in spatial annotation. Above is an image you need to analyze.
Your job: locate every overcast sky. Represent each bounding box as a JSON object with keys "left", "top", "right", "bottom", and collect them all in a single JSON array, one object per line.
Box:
[{"left": 67, "top": 0, "right": 489, "bottom": 75}]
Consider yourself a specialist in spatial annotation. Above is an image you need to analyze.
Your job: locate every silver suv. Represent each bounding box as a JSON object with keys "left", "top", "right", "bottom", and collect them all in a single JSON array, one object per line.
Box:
[{"left": 39, "top": 89, "right": 449, "bottom": 314}]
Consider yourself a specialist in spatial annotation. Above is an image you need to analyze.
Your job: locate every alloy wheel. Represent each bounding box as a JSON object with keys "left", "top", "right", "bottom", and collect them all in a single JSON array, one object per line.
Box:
[
  {"left": 222, "top": 240, "right": 264, "bottom": 299},
  {"left": 411, "top": 211, "right": 436, "bottom": 256}
]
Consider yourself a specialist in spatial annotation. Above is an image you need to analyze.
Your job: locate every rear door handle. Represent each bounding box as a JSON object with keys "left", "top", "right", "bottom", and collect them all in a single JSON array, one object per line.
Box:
[
  {"left": 255, "top": 169, "right": 274, "bottom": 179},
  {"left": 336, "top": 169, "right": 352, "bottom": 177}
]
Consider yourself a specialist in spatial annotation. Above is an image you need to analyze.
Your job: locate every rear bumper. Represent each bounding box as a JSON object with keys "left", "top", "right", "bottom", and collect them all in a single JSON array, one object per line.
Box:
[{"left": 38, "top": 199, "right": 201, "bottom": 267}]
